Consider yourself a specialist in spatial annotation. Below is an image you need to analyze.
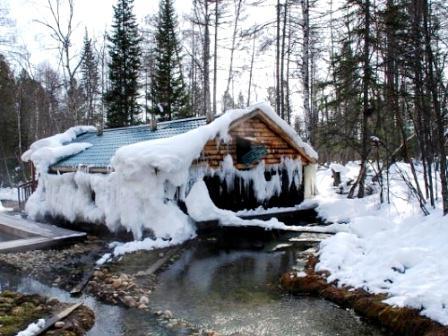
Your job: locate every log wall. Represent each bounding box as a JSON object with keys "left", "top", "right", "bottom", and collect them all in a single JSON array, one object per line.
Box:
[
  {"left": 194, "top": 116, "right": 308, "bottom": 170},
  {"left": 192, "top": 115, "right": 308, "bottom": 211}
]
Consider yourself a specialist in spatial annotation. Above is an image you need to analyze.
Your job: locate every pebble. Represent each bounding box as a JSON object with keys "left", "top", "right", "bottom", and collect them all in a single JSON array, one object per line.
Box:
[
  {"left": 122, "top": 295, "right": 137, "bottom": 308},
  {"left": 137, "top": 303, "right": 148, "bottom": 310},
  {"left": 163, "top": 310, "right": 173, "bottom": 319},
  {"left": 139, "top": 296, "right": 149, "bottom": 305},
  {"left": 112, "top": 279, "right": 122, "bottom": 289},
  {"left": 54, "top": 321, "right": 65, "bottom": 328},
  {"left": 93, "top": 270, "right": 104, "bottom": 279}
]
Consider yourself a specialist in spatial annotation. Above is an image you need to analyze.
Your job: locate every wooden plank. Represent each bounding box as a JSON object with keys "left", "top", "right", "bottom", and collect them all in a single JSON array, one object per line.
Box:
[
  {"left": 34, "top": 303, "right": 83, "bottom": 335},
  {"left": 0, "top": 213, "right": 86, "bottom": 253},
  {"left": 0, "top": 213, "right": 85, "bottom": 239},
  {"left": 0, "top": 237, "right": 50, "bottom": 252},
  {"left": 70, "top": 253, "right": 112, "bottom": 296},
  {"left": 0, "top": 236, "right": 85, "bottom": 253},
  {"left": 136, "top": 247, "right": 180, "bottom": 276}
]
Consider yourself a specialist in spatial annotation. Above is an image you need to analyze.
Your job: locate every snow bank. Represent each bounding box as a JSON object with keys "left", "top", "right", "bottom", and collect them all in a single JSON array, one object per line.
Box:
[
  {"left": 314, "top": 162, "right": 448, "bottom": 325},
  {"left": 17, "top": 318, "right": 45, "bottom": 336},
  {"left": 111, "top": 235, "right": 192, "bottom": 256},
  {"left": 0, "top": 187, "right": 17, "bottom": 201},
  {"left": 236, "top": 199, "right": 318, "bottom": 216},
  {"left": 22, "top": 126, "right": 95, "bottom": 173}
]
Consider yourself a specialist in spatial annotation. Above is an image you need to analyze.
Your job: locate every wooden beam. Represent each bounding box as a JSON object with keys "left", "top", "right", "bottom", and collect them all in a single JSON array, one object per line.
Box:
[{"left": 27, "top": 303, "right": 82, "bottom": 336}]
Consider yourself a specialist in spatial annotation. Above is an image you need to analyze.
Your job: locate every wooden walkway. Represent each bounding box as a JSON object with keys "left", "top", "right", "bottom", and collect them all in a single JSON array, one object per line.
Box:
[{"left": 0, "top": 213, "right": 86, "bottom": 253}]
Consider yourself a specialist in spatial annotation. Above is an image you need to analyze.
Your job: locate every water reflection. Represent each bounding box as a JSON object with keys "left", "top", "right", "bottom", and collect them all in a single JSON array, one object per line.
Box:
[{"left": 150, "top": 241, "right": 385, "bottom": 336}]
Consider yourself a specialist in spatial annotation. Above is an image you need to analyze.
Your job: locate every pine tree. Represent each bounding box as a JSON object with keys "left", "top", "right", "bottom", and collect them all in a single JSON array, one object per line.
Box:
[
  {"left": 151, "top": 0, "right": 190, "bottom": 121},
  {"left": 81, "top": 30, "right": 99, "bottom": 125},
  {"left": 105, "top": 0, "right": 142, "bottom": 128}
]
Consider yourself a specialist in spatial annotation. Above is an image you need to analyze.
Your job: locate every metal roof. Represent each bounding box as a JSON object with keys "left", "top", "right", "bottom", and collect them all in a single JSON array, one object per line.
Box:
[{"left": 52, "top": 117, "right": 207, "bottom": 170}]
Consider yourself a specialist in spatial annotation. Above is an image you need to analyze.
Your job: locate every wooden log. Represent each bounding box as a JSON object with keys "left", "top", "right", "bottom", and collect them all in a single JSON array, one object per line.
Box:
[
  {"left": 202, "top": 155, "right": 226, "bottom": 160},
  {"left": 70, "top": 253, "right": 112, "bottom": 296},
  {"left": 136, "top": 247, "right": 181, "bottom": 276},
  {"left": 32, "top": 302, "right": 83, "bottom": 336}
]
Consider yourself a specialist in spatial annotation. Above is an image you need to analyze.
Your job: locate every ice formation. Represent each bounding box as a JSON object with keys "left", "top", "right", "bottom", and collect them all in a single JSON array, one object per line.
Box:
[
  {"left": 185, "top": 179, "right": 337, "bottom": 233},
  {"left": 195, "top": 154, "right": 304, "bottom": 202},
  {"left": 24, "top": 102, "right": 317, "bottom": 242}
]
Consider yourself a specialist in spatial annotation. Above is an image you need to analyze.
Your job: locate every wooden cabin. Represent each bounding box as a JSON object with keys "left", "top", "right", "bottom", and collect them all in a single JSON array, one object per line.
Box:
[
  {"left": 44, "top": 107, "right": 317, "bottom": 214},
  {"left": 194, "top": 109, "right": 317, "bottom": 210}
]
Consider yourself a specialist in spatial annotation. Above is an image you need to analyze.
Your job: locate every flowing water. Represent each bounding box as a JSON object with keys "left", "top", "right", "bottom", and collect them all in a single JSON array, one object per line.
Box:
[
  {"left": 149, "top": 236, "right": 386, "bottom": 336},
  {"left": 0, "top": 232, "right": 387, "bottom": 336}
]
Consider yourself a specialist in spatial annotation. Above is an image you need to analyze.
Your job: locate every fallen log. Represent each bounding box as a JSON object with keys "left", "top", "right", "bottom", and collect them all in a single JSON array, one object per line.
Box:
[
  {"left": 27, "top": 302, "right": 82, "bottom": 336},
  {"left": 70, "top": 253, "right": 112, "bottom": 296}
]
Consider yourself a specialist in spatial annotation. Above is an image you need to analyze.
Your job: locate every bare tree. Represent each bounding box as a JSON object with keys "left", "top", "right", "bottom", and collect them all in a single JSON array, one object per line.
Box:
[
  {"left": 224, "top": 0, "right": 245, "bottom": 110},
  {"left": 36, "top": 0, "right": 83, "bottom": 125}
]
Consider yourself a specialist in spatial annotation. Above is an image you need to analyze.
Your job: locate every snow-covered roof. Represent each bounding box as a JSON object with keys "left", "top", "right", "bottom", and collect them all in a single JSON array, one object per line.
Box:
[
  {"left": 26, "top": 102, "right": 317, "bottom": 172},
  {"left": 52, "top": 117, "right": 207, "bottom": 170}
]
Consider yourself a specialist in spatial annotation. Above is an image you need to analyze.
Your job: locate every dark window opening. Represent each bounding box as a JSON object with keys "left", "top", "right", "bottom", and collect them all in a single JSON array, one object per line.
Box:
[{"left": 236, "top": 136, "right": 267, "bottom": 165}]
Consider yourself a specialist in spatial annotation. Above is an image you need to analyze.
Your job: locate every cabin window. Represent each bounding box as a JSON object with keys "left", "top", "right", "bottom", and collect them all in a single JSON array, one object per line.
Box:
[{"left": 236, "top": 136, "right": 267, "bottom": 165}]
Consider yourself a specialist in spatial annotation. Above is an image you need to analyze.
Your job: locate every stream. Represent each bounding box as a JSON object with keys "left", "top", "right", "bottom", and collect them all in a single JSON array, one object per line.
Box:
[{"left": 0, "top": 232, "right": 387, "bottom": 336}]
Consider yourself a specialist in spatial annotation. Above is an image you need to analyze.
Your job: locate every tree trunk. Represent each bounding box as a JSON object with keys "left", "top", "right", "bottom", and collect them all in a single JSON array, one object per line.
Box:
[
  {"left": 225, "top": 0, "right": 243, "bottom": 108},
  {"left": 204, "top": 0, "right": 212, "bottom": 122},
  {"left": 357, "top": 0, "right": 371, "bottom": 199},
  {"left": 247, "top": 34, "right": 256, "bottom": 106},
  {"left": 301, "top": 0, "right": 311, "bottom": 140},
  {"left": 280, "top": 0, "right": 288, "bottom": 120},
  {"left": 422, "top": 0, "right": 448, "bottom": 214},
  {"left": 275, "top": 0, "right": 281, "bottom": 116},
  {"left": 212, "top": 0, "right": 218, "bottom": 117}
]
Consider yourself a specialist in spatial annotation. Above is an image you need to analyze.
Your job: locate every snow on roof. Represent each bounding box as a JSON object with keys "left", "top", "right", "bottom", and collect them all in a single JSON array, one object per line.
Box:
[
  {"left": 54, "top": 117, "right": 206, "bottom": 169},
  {"left": 23, "top": 102, "right": 317, "bottom": 174},
  {"left": 112, "top": 102, "right": 317, "bottom": 179},
  {"left": 22, "top": 126, "right": 96, "bottom": 174}
]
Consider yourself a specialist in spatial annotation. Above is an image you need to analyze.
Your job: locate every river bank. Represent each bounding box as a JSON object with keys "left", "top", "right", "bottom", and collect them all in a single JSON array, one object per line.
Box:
[
  {"left": 0, "top": 231, "right": 387, "bottom": 335},
  {"left": 282, "top": 162, "right": 448, "bottom": 335},
  {"left": 281, "top": 255, "right": 448, "bottom": 336},
  {"left": 0, "top": 290, "right": 94, "bottom": 336}
]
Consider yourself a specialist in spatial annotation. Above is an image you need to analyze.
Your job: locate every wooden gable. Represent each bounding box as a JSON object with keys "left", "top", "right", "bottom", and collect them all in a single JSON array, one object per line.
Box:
[{"left": 195, "top": 110, "right": 313, "bottom": 170}]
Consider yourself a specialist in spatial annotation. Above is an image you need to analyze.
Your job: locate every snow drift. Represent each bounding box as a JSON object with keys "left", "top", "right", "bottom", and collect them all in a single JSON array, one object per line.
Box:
[{"left": 314, "top": 162, "right": 448, "bottom": 326}]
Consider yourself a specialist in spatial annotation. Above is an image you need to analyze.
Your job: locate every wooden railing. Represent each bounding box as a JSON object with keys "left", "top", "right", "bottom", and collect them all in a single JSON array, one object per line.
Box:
[{"left": 17, "top": 180, "right": 36, "bottom": 209}]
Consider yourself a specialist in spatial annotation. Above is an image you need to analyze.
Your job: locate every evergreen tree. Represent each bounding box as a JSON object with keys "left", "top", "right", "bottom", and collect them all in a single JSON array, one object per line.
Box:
[
  {"left": 151, "top": 0, "right": 190, "bottom": 121},
  {"left": 105, "top": 0, "right": 142, "bottom": 128},
  {"left": 81, "top": 30, "right": 99, "bottom": 125},
  {"left": 0, "top": 55, "right": 18, "bottom": 186}
]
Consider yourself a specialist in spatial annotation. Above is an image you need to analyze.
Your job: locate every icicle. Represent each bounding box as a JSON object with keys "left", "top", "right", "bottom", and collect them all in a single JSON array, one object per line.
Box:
[{"left": 304, "top": 163, "right": 318, "bottom": 198}]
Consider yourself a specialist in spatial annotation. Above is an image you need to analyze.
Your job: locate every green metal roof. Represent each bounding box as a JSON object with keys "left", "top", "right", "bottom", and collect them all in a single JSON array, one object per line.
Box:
[{"left": 52, "top": 117, "right": 207, "bottom": 170}]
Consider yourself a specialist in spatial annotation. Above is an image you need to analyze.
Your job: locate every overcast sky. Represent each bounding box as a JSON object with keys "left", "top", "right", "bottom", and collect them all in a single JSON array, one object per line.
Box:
[{"left": 6, "top": 0, "right": 191, "bottom": 65}]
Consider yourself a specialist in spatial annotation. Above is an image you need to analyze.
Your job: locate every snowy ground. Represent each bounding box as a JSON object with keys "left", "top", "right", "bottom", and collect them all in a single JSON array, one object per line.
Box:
[
  {"left": 314, "top": 162, "right": 448, "bottom": 325},
  {"left": 0, "top": 187, "right": 18, "bottom": 201}
]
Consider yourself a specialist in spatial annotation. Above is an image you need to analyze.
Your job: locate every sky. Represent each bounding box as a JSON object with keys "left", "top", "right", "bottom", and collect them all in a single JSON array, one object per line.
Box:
[{"left": 6, "top": 0, "right": 191, "bottom": 66}]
